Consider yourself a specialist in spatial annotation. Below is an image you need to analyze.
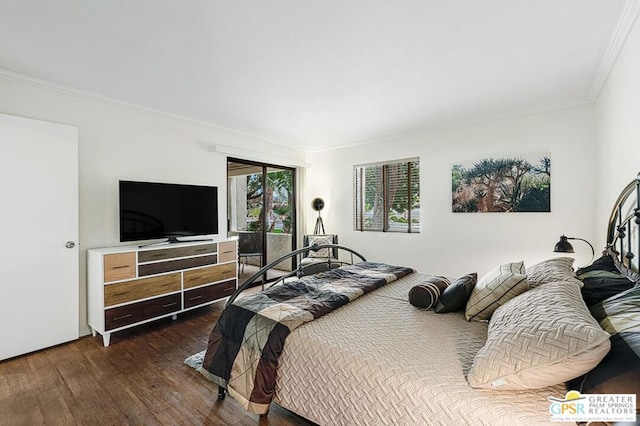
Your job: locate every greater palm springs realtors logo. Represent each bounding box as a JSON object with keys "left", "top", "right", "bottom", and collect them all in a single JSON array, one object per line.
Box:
[{"left": 549, "top": 390, "right": 636, "bottom": 422}]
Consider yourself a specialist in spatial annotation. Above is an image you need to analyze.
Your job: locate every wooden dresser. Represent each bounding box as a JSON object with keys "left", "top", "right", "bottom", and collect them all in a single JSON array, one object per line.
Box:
[{"left": 87, "top": 239, "right": 237, "bottom": 346}]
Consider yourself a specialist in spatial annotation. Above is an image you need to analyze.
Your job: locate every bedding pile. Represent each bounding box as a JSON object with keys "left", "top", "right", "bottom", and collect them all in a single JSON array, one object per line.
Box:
[
  {"left": 197, "top": 262, "right": 414, "bottom": 414},
  {"left": 184, "top": 252, "right": 637, "bottom": 424}
]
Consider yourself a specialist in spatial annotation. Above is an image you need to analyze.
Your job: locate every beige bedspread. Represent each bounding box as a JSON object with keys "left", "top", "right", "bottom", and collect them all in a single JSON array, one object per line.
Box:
[{"left": 273, "top": 272, "right": 570, "bottom": 425}]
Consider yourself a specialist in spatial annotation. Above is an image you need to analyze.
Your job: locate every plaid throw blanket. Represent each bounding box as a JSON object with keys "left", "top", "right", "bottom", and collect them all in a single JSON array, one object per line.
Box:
[{"left": 200, "top": 262, "right": 414, "bottom": 414}]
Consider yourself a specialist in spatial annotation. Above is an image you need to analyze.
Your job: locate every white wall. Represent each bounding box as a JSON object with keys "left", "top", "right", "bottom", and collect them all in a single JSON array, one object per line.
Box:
[
  {"left": 0, "top": 76, "right": 307, "bottom": 336},
  {"left": 308, "top": 105, "right": 597, "bottom": 278},
  {"left": 594, "top": 15, "right": 640, "bottom": 251}
]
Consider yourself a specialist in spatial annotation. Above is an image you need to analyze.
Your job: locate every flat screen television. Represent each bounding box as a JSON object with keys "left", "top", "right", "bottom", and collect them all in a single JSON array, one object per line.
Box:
[{"left": 119, "top": 180, "right": 218, "bottom": 243}]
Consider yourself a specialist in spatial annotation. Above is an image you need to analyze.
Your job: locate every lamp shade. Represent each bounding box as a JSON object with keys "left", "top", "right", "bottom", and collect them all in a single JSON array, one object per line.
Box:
[
  {"left": 554, "top": 235, "right": 575, "bottom": 253},
  {"left": 311, "top": 197, "right": 325, "bottom": 212}
]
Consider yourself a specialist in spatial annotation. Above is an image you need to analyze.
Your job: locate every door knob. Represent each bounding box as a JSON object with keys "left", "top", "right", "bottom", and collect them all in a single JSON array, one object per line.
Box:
[{"left": 65, "top": 241, "right": 76, "bottom": 249}]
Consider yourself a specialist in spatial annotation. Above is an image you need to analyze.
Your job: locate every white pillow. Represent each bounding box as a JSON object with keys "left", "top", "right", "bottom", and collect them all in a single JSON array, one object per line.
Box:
[
  {"left": 526, "top": 257, "right": 583, "bottom": 288},
  {"left": 465, "top": 261, "right": 528, "bottom": 321},
  {"left": 467, "top": 281, "right": 611, "bottom": 390},
  {"left": 307, "top": 235, "right": 333, "bottom": 258}
]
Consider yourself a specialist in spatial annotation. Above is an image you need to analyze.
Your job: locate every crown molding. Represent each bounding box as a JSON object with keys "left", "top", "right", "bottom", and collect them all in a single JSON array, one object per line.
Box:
[
  {"left": 308, "top": 97, "right": 594, "bottom": 153},
  {"left": 588, "top": 0, "right": 640, "bottom": 101},
  {"left": 0, "top": 66, "right": 600, "bottom": 156},
  {"left": 0, "top": 68, "right": 306, "bottom": 153}
]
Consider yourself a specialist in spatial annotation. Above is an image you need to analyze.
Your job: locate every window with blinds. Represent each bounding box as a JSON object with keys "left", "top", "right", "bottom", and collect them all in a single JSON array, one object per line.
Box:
[{"left": 353, "top": 158, "right": 420, "bottom": 233}]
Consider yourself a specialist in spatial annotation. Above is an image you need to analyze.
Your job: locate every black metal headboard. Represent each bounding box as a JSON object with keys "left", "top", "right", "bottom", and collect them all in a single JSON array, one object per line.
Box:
[{"left": 606, "top": 171, "right": 640, "bottom": 277}]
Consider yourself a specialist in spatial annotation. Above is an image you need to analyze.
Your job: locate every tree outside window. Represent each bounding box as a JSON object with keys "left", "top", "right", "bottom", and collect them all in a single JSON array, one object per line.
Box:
[{"left": 245, "top": 170, "right": 293, "bottom": 233}]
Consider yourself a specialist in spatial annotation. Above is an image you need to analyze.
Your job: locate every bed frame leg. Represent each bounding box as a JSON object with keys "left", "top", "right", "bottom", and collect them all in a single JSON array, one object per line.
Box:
[{"left": 217, "top": 386, "right": 226, "bottom": 400}]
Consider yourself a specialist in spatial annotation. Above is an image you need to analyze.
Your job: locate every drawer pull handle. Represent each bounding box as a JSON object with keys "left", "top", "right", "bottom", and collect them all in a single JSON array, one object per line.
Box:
[
  {"left": 112, "top": 265, "right": 129, "bottom": 270},
  {"left": 163, "top": 302, "right": 178, "bottom": 308},
  {"left": 113, "top": 314, "right": 133, "bottom": 321},
  {"left": 189, "top": 295, "right": 203, "bottom": 301},
  {"left": 223, "top": 250, "right": 233, "bottom": 254}
]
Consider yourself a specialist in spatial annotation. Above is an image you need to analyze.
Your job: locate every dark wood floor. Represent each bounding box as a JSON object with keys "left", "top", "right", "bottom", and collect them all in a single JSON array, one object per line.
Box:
[{"left": 0, "top": 301, "right": 315, "bottom": 425}]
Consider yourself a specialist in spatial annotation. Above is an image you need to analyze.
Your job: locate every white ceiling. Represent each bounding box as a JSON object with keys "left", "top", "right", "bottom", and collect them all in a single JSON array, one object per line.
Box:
[{"left": 0, "top": 1, "right": 637, "bottom": 151}]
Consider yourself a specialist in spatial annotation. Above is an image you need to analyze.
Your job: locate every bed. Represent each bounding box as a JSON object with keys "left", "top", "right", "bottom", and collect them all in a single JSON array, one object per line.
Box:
[{"left": 186, "top": 173, "right": 640, "bottom": 425}]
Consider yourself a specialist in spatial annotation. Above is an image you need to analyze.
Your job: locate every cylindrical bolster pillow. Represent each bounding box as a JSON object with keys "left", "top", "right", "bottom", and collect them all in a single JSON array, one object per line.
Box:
[{"left": 409, "top": 276, "right": 450, "bottom": 309}]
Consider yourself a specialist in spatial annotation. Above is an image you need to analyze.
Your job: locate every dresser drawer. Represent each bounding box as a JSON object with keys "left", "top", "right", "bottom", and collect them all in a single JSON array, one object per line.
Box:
[
  {"left": 184, "top": 279, "right": 236, "bottom": 308},
  {"left": 218, "top": 240, "right": 237, "bottom": 263},
  {"left": 105, "top": 293, "right": 181, "bottom": 331},
  {"left": 104, "top": 273, "right": 181, "bottom": 307},
  {"left": 138, "top": 254, "right": 218, "bottom": 276},
  {"left": 103, "top": 252, "right": 136, "bottom": 282},
  {"left": 138, "top": 243, "right": 216, "bottom": 263},
  {"left": 183, "top": 263, "right": 237, "bottom": 289}
]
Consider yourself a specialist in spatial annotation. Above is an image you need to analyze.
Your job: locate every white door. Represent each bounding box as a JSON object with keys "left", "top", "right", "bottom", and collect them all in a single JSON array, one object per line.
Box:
[{"left": 0, "top": 113, "right": 79, "bottom": 360}]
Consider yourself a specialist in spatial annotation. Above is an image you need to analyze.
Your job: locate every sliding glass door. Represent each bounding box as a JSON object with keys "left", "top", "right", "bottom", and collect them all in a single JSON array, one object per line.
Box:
[{"left": 227, "top": 158, "right": 296, "bottom": 284}]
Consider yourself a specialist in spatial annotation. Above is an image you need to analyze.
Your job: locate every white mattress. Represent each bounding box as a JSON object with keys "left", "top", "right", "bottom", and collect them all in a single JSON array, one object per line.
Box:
[{"left": 273, "top": 272, "right": 571, "bottom": 425}]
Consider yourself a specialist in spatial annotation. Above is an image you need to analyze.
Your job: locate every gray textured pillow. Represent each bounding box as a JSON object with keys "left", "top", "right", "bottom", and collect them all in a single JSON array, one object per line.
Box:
[
  {"left": 526, "top": 257, "right": 583, "bottom": 288},
  {"left": 467, "top": 281, "right": 611, "bottom": 390},
  {"left": 465, "top": 262, "right": 528, "bottom": 321}
]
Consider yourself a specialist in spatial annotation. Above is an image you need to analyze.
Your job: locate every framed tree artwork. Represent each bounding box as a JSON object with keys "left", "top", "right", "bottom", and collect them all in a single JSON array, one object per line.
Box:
[{"left": 452, "top": 154, "right": 550, "bottom": 213}]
